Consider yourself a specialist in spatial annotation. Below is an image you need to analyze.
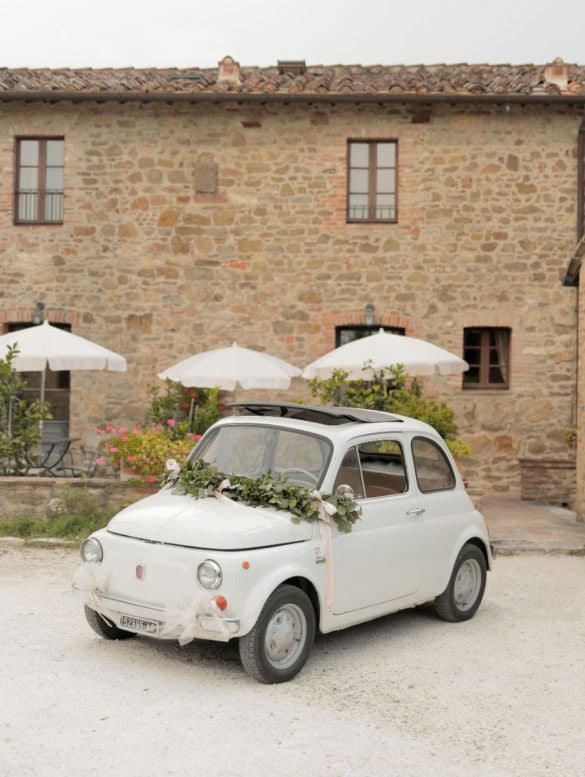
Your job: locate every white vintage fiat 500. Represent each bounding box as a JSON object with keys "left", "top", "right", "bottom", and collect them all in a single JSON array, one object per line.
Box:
[{"left": 74, "top": 404, "right": 492, "bottom": 683}]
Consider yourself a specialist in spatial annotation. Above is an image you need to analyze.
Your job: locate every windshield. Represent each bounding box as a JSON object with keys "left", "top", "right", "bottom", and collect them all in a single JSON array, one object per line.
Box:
[{"left": 191, "top": 424, "right": 331, "bottom": 488}]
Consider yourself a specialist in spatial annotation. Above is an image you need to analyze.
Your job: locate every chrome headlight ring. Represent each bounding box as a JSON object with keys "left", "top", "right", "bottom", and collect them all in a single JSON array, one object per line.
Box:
[
  {"left": 80, "top": 537, "right": 103, "bottom": 563},
  {"left": 197, "top": 559, "right": 223, "bottom": 589}
]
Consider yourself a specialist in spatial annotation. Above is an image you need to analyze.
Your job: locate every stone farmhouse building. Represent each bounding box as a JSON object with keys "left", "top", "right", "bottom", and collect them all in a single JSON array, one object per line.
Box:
[{"left": 1, "top": 56, "right": 584, "bottom": 512}]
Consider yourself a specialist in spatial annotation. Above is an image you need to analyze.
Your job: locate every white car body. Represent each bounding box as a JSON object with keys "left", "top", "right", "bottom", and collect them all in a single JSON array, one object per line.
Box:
[{"left": 75, "top": 404, "right": 493, "bottom": 683}]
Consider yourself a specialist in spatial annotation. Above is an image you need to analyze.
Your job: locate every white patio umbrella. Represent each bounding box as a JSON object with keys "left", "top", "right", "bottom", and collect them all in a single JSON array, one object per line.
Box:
[
  {"left": 0, "top": 320, "right": 127, "bottom": 405},
  {"left": 302, "top": 329, "right": 468, "bottom": 380},
  {"left": 158, "top": 342, "right": 302, "bottom": 390}
]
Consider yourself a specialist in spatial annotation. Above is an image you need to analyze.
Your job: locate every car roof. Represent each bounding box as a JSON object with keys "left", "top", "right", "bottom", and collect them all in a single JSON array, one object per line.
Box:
[{"left": 224, "top": 402, "right": 437, "bottom": 438}]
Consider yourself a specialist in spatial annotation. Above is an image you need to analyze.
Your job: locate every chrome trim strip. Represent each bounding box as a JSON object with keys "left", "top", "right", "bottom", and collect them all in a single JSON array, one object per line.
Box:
[
  {"left": 197, "top": 616, "right": 240, "bottom": 634},
  {"left": 96, "top": 591, "right": 166, "bottom": 613}
]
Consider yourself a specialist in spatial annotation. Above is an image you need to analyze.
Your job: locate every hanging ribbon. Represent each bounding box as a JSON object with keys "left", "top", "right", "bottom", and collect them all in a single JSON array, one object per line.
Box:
[
  {"left": 72, "top": 563, "right": 111, "bottom": 617},
  {"left": 310, "top": 491, "right": 337, "bottom": 611},
  {"left": 159, "top": 594, "right": 232, "bottom": 644}
]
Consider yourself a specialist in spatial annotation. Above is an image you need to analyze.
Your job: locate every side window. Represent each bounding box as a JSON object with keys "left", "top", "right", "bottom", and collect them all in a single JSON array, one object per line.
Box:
[
  {"left": 358, "top": 439, "right": 407, "bottom": 498},
  {"left": 15, "top": 137, "right": 65, "bottom": 224},
  {"left": 333, "top": 446, "right": 365, "bottom": 499},
  {"left": 412, "top": 437, "right": 455, "bottom": 493}
]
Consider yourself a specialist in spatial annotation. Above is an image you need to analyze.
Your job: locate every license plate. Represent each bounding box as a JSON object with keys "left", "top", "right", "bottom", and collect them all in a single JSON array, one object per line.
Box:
[{"left": 119, "top": 615, "right": 160, "bottom": 635}]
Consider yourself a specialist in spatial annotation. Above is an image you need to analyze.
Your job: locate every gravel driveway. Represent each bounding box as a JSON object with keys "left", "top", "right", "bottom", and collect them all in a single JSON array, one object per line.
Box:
[{"left": 1, "top": 544, "right": 584, "bottom": 777}]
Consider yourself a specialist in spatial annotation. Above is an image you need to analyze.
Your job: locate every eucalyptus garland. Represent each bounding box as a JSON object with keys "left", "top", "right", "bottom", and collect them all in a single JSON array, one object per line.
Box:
[{"left": 163, "top": 458, "right": 361, "bottom": 534}]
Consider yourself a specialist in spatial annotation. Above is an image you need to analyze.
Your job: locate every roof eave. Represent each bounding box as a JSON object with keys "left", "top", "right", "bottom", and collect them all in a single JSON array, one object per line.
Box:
[{"left": 1, "top": 90, "right": 585, "bottom": 105}]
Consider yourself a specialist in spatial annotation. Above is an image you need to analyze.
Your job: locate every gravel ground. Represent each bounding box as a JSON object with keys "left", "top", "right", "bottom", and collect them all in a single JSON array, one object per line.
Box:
[{"left": 1, "top": 544, "right": 584, "bottom": 777}]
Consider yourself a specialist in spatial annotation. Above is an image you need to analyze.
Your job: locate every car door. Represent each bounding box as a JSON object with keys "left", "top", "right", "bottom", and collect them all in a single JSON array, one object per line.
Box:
[
  {"left": 410, "top": 435, "right": 471, "bottom": 588},
  {"left": 329, "top": 437, "right": 428, "bottom": 615}
]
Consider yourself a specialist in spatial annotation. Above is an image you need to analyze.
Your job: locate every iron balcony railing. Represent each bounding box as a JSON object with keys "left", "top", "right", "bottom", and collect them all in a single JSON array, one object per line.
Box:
[{"left": 15, "top": 190, "right": 64, "bottom": 223}]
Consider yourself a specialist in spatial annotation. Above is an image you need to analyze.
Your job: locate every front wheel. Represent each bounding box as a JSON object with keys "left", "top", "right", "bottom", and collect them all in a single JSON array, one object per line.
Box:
[
  {"left": 434, "top": 544, "right": 487, "bottom": 622},
  {"left": 84, "top": 605, "right": 136, "bottom": 640},
  {"left": 239, "top": 585, "right": 316, "bottom": 684}
]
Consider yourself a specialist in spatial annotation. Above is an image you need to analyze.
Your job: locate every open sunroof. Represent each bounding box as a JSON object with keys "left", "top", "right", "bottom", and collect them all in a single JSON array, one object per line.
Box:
[{"left": 227, "top": 403, "right": 404, "bottom": 426}]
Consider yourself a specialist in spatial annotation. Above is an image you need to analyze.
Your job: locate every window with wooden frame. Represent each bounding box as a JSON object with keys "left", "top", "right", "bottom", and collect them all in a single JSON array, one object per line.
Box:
[
  {"left": 347, "top": 140, "right": 397, "bottom": 223},
  {"left": 15, "top": 138, "right": 64, "bottom": 224},
  {"left": 463, "top": 327, "right": 511, "bottom": 390}
]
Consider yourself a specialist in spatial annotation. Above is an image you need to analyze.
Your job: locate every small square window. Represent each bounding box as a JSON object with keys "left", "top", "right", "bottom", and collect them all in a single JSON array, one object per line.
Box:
[{"left": 463, "top": 327, "right": 510, "bottom": 390}]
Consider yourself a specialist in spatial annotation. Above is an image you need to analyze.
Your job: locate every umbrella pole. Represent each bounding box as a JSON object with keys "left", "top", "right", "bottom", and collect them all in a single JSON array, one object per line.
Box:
[
  {"left": 39, "top": 369, "right": 46, "bottom": 438},
  {"left": 188, "top": 397, "right": 195, "bottom": 433}
]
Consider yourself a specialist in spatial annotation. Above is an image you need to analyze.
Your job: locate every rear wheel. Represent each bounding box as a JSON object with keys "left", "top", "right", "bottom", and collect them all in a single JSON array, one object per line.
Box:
[
  {"left": 239, "top": 585, "right": 315, "bottom": 684},
  {"left": 434, "top": 544, "right": 487, "bottom": 622},
  {"left": 84, "top": 605, "right": 136, "bottom": 640}
]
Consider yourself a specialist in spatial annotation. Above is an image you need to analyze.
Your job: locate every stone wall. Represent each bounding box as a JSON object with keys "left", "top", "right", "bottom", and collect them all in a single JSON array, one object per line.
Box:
[
  {"left": 576, "top": 269, "right": 585, "bottom": 517},
  {"left": 0, "top": 477, "right": 156, "bottom": 521},
  {"left": 0, "top": 98, "right": 581, "bottom": 495},
  {"left": 518, "top": 458, "right": 577, "bottom": 509}
]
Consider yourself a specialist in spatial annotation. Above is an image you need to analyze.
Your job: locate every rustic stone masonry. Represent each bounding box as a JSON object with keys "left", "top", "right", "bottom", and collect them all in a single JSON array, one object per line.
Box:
[
  {"left": 518, "top": 458, "right": 577, "bottom": 509},
  {"left": 0, "top": 60, "right": 583, "bottom": 503},
  {"left": 578, "top": 280, "right": 585, "bottom": 515},
  {"left": 0, "top": 477, "right": 156, "bottom": 520}
]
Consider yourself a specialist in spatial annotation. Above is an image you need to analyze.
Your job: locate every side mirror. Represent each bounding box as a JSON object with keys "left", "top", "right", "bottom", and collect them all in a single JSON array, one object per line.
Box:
[{"left": 335, "top": 483, "right": 355, "bottom": 500}]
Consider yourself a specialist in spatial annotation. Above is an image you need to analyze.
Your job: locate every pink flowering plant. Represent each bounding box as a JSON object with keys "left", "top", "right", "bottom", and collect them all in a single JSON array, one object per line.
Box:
[
  {"left": 95, "top": 424, "right": 199, "bottom": 483},
  {"left": 93, "top": 381, "right": 224, "bottom": 483},
  {"left": 145, "top": 381, "right": 223, "bottom": 438}
]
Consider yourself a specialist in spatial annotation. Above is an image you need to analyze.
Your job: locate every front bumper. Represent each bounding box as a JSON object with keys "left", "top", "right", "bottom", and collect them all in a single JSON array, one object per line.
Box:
[{"left": 73, "top": 579, "right": 240, "bottom": 644}]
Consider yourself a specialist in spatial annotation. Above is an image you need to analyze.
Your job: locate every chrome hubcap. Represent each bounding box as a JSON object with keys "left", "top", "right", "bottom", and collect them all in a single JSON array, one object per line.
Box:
[
  {"left": 264, "top": 604, "right": 306, "bottom": 669},
  {"left": 453, "top": 558, "right": 482, "bottom": 611}
]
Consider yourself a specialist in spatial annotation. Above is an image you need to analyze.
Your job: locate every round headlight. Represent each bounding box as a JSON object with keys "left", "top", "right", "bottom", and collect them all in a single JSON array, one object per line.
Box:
[
  {"left": 197, "top": 559, "right": 223, "bottom": 589},
  {"left": 80, "top": 537, "right": 103, "bottom": 563}
]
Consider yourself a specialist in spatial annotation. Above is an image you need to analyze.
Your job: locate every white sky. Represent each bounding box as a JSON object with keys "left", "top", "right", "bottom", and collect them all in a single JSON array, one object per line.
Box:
[{"left": 2, "top": 0, "right": 584, "bottom": 70}]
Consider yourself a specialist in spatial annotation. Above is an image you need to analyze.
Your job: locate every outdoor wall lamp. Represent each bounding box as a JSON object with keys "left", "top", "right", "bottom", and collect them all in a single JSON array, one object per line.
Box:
[
  {"left": 364, "top": 304, "right": 375, "bottom": 326},
  {"left": 31, "top": 301, "right": 46, "bottom": 325},
  {"left": 31, "top": 301, "right": 67, "bottom": 325}
]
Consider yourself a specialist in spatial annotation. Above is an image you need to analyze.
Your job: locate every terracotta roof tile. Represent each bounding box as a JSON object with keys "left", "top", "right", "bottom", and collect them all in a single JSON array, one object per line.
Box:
[{"left": 1, "top": 59, "right": 584, "bottom": 101}]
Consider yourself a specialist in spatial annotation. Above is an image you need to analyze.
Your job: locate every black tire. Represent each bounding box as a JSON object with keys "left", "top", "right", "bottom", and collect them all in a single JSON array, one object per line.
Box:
[
  {"left": 84, "top": 605, "right": 136, "bottom": 640},
  {"left": 239, "top": 585, "right": 316, "bottom": 684},
  {"left": 434, "top": 544, "right": 487, "bottom": 622}
]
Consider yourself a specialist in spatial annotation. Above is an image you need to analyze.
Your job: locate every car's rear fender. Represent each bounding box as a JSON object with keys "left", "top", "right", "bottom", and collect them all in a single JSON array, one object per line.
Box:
[
  {"left": 435, "top": 532, "right": 493, "bottom": 593},
  {"left": 466, "top": 536, "right": 493, "bottom": 569}
]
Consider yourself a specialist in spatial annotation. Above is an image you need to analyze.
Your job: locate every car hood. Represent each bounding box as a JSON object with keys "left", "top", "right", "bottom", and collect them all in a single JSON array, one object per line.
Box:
[{"left": 106, "top": 489, "right": 313, "bottom": 550}]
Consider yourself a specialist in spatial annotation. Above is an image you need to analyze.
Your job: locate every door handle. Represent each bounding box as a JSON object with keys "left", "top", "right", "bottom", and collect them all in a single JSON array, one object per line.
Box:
[{"left": 406, "top": 507, "right": 426, "bottom": 516}]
